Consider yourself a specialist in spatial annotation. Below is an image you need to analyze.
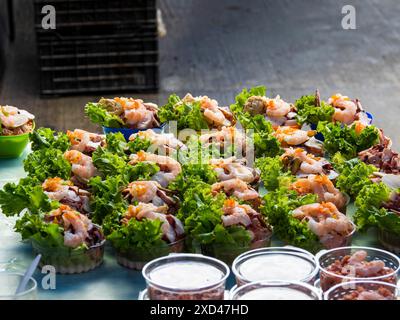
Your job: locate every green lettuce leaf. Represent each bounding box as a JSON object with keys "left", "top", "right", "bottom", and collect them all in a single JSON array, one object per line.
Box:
[
  {"left": 85, "top": 102, "right": 125, "bottom": 128},
  {"left": 295, "top": 94, "right": 335, "bottom": 125},
  {"left": 30, "top": 127, "right": 71, "bottom": 152}
]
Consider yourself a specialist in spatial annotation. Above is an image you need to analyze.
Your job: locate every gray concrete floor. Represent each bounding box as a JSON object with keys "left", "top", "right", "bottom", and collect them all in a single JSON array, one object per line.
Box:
[{"left": 1, "top": 0, "right": 400, "bottom": 149}]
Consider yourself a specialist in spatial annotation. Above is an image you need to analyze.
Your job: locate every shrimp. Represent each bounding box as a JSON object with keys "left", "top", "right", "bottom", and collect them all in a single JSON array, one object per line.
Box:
[
  {"left": 221, "top": 199, "right": 253, "bottom": 227},
  {"left": 265, "top": 95, "right": 291, "bottom": 118},
  {"left": 62, "top": 209, "right": 91, "bottom": 248},
  {"left": 292, "top": 202, "right": 353, "bottom": 242},
  {"left": 281, "top": 148, "right": 326, "bottom": 174},
  {"left": 123, "top": 181, "right": 160, "bottom": 203},
  {"left": 209, "top": 157, "right": 259, "bottom": 183},
  {"left": 328, "top": 94, "right": 358, "bottom": 125},
  {"left": 273, "top": 126, "right": 315, "bottom": 146},
  {"left": 346, "top": 250, "right": 386, "bottom": 277},
  {"left": 129, "top": 151, "right": 181, "bottom": 187},
  {"left": 64, "top": 150, "right": 98, "bottom": 181},
  {"left": 183, "top": 94, "right": 233, "bottom": 128},
  {"left": 123, "top": 204, "right": 184, "bottom": 243},
  {"left": 67, "top": 129, "right": 105, "bottom": 153},
  {"left": 130, "top": 130, "right": 186, "bottom": 153},
  {"left": 290, "top": 175, "right": 346, "bottom": 209},
  {"left": 199, "top": 126, "right": 247, "bottom": 152},
  {"left": 0, "top": 105, "right": 34, "bottom": 128},
  {"left": 211, "top": 178, "right": 259, "bottom": 201}
]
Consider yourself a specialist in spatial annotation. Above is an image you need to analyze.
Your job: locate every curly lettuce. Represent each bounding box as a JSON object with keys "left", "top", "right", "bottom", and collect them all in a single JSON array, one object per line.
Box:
[
  {"left": 295, "top": 94, "right": 335, "bottom": 125},
  {"left": 159, "top": 94, "right": 209, "bottom": 130},
  {"left": 30, "top": 127, "right": 70, "bottom": 152},
  {"left": 317, "top": 121, "right": 379, "bottom": 159},
  {"left": 0, "top": 176, "right": 58, "bottom": 216},
  {"left": 335, "top": 158, "right": 377, "bottom": 199},
  {"left": 260, "top": 188, "right": 320, "bottom": 252},
  {"left": 23, "top": 148, "right": 71, "bottom": 182},
  {"left": 255, "top": 156, "right": 293, "bottom": 191},
  {"left": 85, "top": 102, "right": 125, "bottom": 128}
]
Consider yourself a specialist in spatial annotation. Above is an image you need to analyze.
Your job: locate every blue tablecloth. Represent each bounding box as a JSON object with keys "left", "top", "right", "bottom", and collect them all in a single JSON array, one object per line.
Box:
[{"left": 0, "top": 147, "right": 381, "bottom": 300}]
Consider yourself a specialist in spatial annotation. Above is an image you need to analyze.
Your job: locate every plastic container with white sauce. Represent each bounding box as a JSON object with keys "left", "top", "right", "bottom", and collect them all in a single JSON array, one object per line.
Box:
[
  {"left": 232, "top": 246, "right": 318, "bottom": 286},
  {"left": 142, "top": 254, "right": 230, "bottom": 300}
]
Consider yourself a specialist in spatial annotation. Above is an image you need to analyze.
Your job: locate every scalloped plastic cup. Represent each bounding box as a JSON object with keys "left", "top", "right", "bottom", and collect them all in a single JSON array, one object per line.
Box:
[
  {"left": 31, "top": 238, "right": 106, "bottom": 274},
  {"left": 316, "top": 246, "right": 400, "bottom": 292},
  {"left": 229, "top": 280, "right": 322, "bottom": 300},
  {"left": 324, "top": 280, "right": 399, "bottom": 300},
  {"left": 114, "top": 238, "right": 185, "bottom": 271},
  {"left": 378, "top": 227, "right": 400, "bottom": 255},
  {"left": 102, "top": 123, "right": 165, "bottom": 141}
]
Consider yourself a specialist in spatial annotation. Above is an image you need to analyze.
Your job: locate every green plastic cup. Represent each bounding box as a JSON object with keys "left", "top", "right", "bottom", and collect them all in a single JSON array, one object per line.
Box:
[{"left": 0, "top": 122, "right": 34, "bottom": 158}]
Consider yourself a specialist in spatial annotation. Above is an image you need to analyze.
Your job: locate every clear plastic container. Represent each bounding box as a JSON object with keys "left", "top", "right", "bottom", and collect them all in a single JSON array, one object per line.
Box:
[
  {"left": 142, "top": 254, "right": 230, "bottom": 300},
  {"left": 229, "top": 280, "right": 321, "bottom": 300},
  {"left": 232, "top": 246, "right": 318, "bottom": 286},
  {"left": 32, "top": 239, "right": 106, "bottom": 274},
  {"left": 192, "top": 233, "right": 272, "bottom": 265},
  {"left": 378, "top": 227, "right": 400, "bottom": 255},
  {"left": 320, "top": 221, "right": 356, "bottom": 250},
  {"left": 115, "top": 238, "right": 185, "bottom": 271},
  {"left": 0, "top": 273, "right": 37, "bottom": 300},
  {"left": 317, "top": 246, "right": 400, "bottom": 292},
  {"left": 324, "top": 280, "right": 399, "bottom": 300}
]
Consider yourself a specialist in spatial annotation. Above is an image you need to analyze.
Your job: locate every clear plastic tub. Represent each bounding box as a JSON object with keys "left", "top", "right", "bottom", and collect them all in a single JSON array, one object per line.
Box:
[
  {"left": 115, "top": 238, "right": 185, "bottom": 270},
  {"left": 320, "top": 221, "right": 356, "bottom": 250},
  {"left": 0, "top": 272, "right": 37, "bottom": 300},
  {"left": 229, "top": 280, "right": 321, "bottom": 300},
  {"left": 232, "top": 246, "right": 318, "bottom": 286},
  {"left": 317, "top": 246, "right": 400, "bottom": 292},
  {"left": 378, "top": 227, "right": 400, "bottom": 255},
  {"left": 324, "top": 280, "right": 399, "bottom": 300},
  {"left": 142, "top": 254, "right": 230, "bottom": 300},
  {"left": 32, "top": 239, "right": 106, "bottom": 274}
]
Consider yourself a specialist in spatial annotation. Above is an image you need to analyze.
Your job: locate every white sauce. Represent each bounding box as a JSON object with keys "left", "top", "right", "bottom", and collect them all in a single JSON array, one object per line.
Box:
[
  {"left": 149, "top": 261, "right": 224, "bottom": 290},
  {"left": 238, "top": 287, "right": 314, "bottom": 300},
  {"left": 238, "top": 254, "right": 314, "bottom": 282}
]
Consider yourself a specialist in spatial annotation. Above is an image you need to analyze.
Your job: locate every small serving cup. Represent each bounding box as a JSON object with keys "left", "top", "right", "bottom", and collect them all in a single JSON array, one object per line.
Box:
[
  {"left": 0, "top": 272, "right": 38, "bottom": 300},
  {"left": 378, "top": 227, "right": 400, "bottom": 255},
  {"left": 114, "top": 238, "right": 185, "bottom": 271},
  {"left": 320, "top": 221, "right": 356, "bottom": 250},
  {"left": 142, "top": 253, "right": 230, "bottom": 300},
  {"left": 323, "top": 280, "right": 400, "bottom": 300},
  {"left": 316, "top": 246, "right": 400, "bottom": 292},
  {"left": 195, "top": 234, "right": 272, "bottom": 266},
  {"left": 0, "top": 122, "right": 34, "bottom": 158},
  {"left": 32, "top": 237, "right": 106, "bottom": 274},
  {"left": 232, "top": 246, "right": 318, "bottom": 287},
  {"left": 229, "top": 280, "right": 322, "bottom": 300},
  {"left": 102, "top": 123, "right": 165, "bottom": 141}
]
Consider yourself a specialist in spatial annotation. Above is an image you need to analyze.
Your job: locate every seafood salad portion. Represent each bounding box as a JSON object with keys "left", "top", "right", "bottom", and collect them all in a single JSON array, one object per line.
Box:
[
  {"left": 272, "top": 126, "right": 316, "bottom": 148},
  {"left": 159, "top": 93, "right": 234, "bottom": 130},
  {"left": 243, "top": 94, "right": 297, "bottom": 128},
  {"left": 129, "top": 129, "right": 186, "bottom": 155},
  {"left": 292, "top": 202, "right": 354, "bottom": 249},
  {"left": 340, "top": 285, "right": 397, "bottom": 300},
  {"left": 67, "top": 129, "right": 105, "bottom": 155},
  {"left": 0, "top": 105, "right": 35, "bottom": 135},
  {"left": 64, "top": 150, "right": 99, "bottom": 185},
  {"left": 129, "top": 151, "right": 182, "bottom": 187},
  {"left": 328, "top": 93, "right": 370, "bottom": 126},
  {"left": 209, "top": 157, "right": 260, "bottom": 184},
  {"left": 85, "top": 97, "right": 160, "bottom": 129},
  {"left": 122, "top": 180, "right": 179, "bottom": 212},
  {"left": 14, "top": 205, "right": 105, "bottom": 274},
  {"left": 198, "top": 126, "right": 247, "bottom": 155},
  {"left": 104, "top": 203, "right": 185, "bottom": 270},
  {"left": 281, "top": 148, "right": 337, "bottom": 178},
  {"left": 42, "top": 177, "right": 91, "bottom": 215}
]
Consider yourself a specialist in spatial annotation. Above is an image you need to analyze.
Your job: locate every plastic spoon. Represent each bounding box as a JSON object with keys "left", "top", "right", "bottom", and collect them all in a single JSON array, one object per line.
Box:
[{"left": 15, "top": 254, "right": 41, "bottom": 295}]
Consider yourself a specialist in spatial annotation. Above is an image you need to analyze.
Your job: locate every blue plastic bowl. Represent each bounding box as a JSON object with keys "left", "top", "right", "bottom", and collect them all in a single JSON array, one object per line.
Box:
[
  {"left": 102, "top": 124, "right": 165, "bottom": 141},
  {"left": 311, "top": 111, "right": 373, "bottom": 141}
]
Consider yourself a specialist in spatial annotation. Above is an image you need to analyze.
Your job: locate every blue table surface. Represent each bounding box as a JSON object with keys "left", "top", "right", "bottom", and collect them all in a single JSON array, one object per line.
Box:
[{"left": 0, "top": 146, "right": 381, "bottom": 300}]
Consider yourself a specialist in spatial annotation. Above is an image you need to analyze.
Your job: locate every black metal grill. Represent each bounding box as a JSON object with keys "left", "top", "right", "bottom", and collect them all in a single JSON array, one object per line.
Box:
[{"left": 34, "top": 0, "right": 158, "bottom": 96}]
